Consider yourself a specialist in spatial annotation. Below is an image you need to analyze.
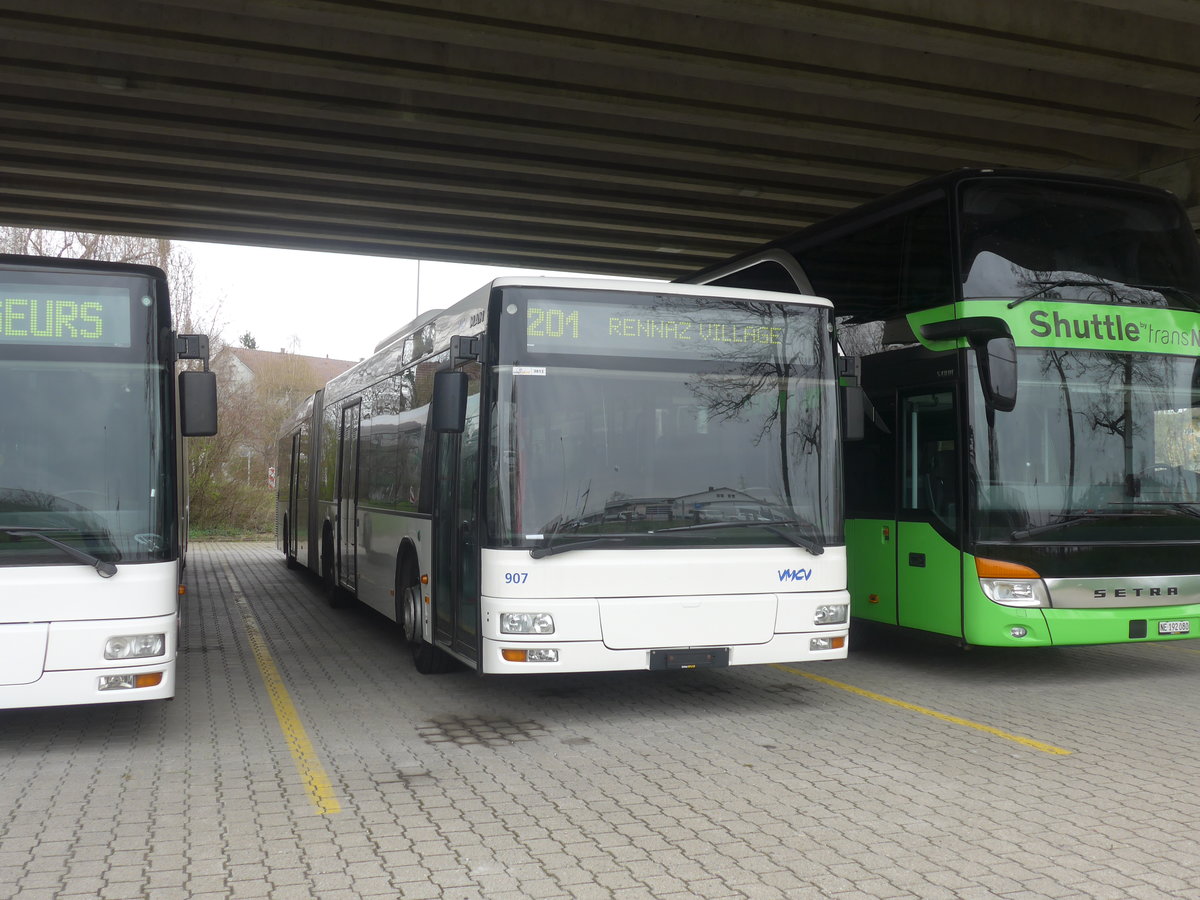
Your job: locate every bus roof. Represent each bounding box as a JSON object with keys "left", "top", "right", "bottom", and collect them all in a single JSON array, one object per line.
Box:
[
  {"left": 480, "top": 275, "right": 832, "bottom": 307},
  {"left": 682, "top": 167, "right": 1187, "bottom": 286}
]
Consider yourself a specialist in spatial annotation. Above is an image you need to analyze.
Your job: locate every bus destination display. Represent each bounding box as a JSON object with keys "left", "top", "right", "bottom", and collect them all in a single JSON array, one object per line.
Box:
[
  {"left": 0, "top": 284, "right": 133, "bottom": 348},
  {"left": 523, "top": 294, "right": 802, "bottom": 359}
]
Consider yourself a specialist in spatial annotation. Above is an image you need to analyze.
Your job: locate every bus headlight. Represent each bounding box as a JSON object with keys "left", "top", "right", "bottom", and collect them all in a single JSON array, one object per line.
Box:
[
  {"left": 500, "top": 613, "right": 554, "bottom": 634},
  {"left": 979, "top": 578, "right": 1049, "bottom": 608},
  {"left": 814, "top": 604, "right": 848, "bottom": 625},
  {"left": 976, "top": 557, "right": 1050, "bottom": 608},
  {"left": 104, "top": 633, "right": 166, "bottom": 659}
]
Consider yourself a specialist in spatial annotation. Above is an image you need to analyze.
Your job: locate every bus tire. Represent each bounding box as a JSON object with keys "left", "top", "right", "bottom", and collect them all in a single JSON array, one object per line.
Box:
[
  {"left": 322, "top": 531, "right": 350, "bottom": 609},
  {"left": 395, "top": 549, "right": 420, "bottom": 643},
  {"left": 283, "top": 518, "right": 297, "bottom": 569},
  {"left": 412, "top": 638, "right": 456, "bottom": 675},
  {"left": 400, "top": 582, "right": 421, "bottom": 644}
]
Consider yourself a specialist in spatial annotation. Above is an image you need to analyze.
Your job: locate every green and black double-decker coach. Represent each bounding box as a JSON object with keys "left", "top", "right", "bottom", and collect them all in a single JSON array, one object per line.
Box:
[{"left": 685, "top": 168, "right": 1200, "bottom": 647}]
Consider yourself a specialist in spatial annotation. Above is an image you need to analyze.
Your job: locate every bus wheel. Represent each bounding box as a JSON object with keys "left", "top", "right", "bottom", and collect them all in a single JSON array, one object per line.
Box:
[
  {"left": 322, "top": 537, "right": 350, "bottom": 609},
  {"left": 400, "top": 583, "right": 420, "bottom": 644},
  {"left": 283, "top": 519, "right": 297, "bottom": 569},
  {"left": 412, "top": 638, "right": 456, "bottom": 675}
]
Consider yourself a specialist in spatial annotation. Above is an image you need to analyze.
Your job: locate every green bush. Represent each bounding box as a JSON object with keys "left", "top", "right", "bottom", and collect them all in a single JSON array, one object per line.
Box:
[{"left": 189, "top": 476, "right": 275, "bottom": 536}]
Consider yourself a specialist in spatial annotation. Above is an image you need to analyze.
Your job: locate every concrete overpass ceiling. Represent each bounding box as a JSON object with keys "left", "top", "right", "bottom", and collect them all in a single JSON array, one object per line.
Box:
[{"left": 0, "top": 0, "right": 1197, "bottom": 278}]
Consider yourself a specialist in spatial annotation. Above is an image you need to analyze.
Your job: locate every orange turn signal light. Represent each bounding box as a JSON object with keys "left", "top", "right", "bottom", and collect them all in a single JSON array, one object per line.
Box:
[
  {"left": 502, "top": 649, "right": 527, "bottom": 662},
  {"left": 135, "top": 673, "right": 163, "bottom": 688},
  {"left": 975, "top": 557, "right": 1041, "bottom": 579}
]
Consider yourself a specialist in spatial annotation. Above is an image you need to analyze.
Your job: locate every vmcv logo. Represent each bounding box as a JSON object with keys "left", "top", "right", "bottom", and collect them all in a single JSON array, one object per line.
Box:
[{"left": 778, "top": 568, "right": 813, "bottom": 583}]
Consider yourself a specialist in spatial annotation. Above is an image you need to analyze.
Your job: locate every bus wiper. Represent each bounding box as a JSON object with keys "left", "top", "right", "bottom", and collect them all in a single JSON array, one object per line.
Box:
[
  {"left": 1007, "top": 279, "right": 1119, "bottom": 308},
  {"left": 1106, "top": 500, "right": 1200, "bottom": 519},
  {"left": 1010, "top": 511, "right": 1121, "bottom": 541},
  {"left": 655, "top": 519, "right": 825, "bottom": 556},
  {"left": 0, "top": 526, "right": 118, "bottom": 577},
  {"left": 1009, "top": 507, "right": 1167, "bottom": 541},
  {"left": 530, "top": 535, "right": 629, "bottom": 559}
]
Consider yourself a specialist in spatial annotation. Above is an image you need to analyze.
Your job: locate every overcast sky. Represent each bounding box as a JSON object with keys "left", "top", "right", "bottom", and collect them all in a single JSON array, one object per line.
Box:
[{"left": 183, "top": 241, "right": 641, "bottom": 362}]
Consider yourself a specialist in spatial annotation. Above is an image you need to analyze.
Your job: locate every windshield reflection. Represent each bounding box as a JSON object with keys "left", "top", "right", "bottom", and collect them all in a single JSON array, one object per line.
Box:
[
  {"left": 970, "top": 349, "right": 1200, "bottom": 542},
  {"left": 491, "top": 300, "right": 840, "bottom": 551},
  {"left": 960, "top": 178, "right": 1200, "bottom": 310},
  {"left": 0, "top": 361, "right": 169, "bottom": 565}
]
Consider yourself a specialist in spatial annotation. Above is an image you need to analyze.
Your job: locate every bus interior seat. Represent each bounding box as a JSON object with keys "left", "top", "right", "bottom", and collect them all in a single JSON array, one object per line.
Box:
[
  {"left": 976, "top": 485, "right": 1030, "bottom": 533},
  {"left": 920, "top": 448, "right": 957, "bottom": 524}
]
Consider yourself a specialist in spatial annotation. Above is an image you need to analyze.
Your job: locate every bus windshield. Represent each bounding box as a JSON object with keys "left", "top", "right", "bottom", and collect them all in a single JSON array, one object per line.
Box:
[
  {"left": 959, "top": 177, "right": 1200, "bottom": 310},
  {"left": 490, "top": 289, "right": 840, "bottom": 552},
  {"left": 0, "top": 359, "right": 171, "bottom": 566},
  {"left": 970, "top": 348, "right": 1200, "bottom": 543}
]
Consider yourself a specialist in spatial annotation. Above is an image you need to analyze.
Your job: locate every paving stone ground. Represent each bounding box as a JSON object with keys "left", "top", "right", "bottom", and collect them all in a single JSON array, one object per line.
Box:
[{"left": 2, "top": 541, "right": 1200, "bottom": 899}]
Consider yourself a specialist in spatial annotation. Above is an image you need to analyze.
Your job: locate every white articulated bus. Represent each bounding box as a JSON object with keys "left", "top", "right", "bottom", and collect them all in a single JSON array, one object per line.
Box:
[
  {"left": 277, "top": 278, "right": 847, "bottom": 674},
  {"left": 0, "top": 255, "right": 217, "bottom": 708}
]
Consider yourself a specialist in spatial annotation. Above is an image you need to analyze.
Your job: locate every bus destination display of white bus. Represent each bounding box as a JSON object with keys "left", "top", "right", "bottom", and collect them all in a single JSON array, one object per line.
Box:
[
  {"left": 0, "top": 284, "right": 133, "bottom": 348},
  {"left": 524, "top": 296, "right": 792, "bottom": 358}
]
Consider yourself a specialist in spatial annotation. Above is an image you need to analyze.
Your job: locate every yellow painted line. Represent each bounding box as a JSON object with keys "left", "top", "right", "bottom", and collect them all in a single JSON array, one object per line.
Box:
[
  {"left": 1158, "top": 641, "right": 1200, "bottom": 654},
  {"left": 772, "top": 663, "right": 1073, "bottom": 756},
  {"left": 223, "top": 563, "right": 342, "bottom": 814}
]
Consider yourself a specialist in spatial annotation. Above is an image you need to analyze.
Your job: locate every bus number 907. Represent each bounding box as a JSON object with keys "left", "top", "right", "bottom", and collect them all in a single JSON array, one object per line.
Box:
[{"left": 504, "top": 572, "right": 529, "bottom": 584}]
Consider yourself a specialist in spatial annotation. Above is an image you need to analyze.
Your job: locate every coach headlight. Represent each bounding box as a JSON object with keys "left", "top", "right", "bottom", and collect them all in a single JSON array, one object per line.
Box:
[
  {"left": 500, "top": 612, "right": 555, "bottom": 634},
  {"left": 104, "top": 633, "right": 167, "bottom": 659},
  {"left": 976, "top": 557, "right": 1049, "bottom": 608}
]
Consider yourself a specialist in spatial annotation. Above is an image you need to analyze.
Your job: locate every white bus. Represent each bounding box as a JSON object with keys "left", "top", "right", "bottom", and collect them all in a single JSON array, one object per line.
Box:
[
  {"left": 0, "top": 255, "right": 217, "bottom": 708},
  {"left": 277, "top": 278, "right": 847, "bottom": 674}
]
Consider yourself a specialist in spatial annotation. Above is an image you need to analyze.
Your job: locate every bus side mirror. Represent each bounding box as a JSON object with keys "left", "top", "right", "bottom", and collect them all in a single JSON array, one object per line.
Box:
[
  {"left": 980, "top": 336, "right": 1017, "bottom": 413},
  {"left": 920, "top": 317, "right": 1017, "bottom": 413},
  {"left": 837, "top": 356, "right": 865, "bottom": 442},
  {"left": 179, "top": 370, "right": 218, "bottom": 436},
  {"left": 431, "top": 370, "right": 468, "bottom": 433},
  {"left": 841, "top": 386, "right": 866, "bottom": 441}
]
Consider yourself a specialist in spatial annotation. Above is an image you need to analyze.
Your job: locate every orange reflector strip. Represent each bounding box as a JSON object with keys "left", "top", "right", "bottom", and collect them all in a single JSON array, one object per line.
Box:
[
  {"left": 501, "top": 649, "right": 528, "bottom": 662},
  {"left": 135, "top": 672, "right": 163, "bottom": 688},
  {"left": 421, "top": 574, "right": 429, "bottom": 584},
  {"left": 178, "top": 585, "right": 187, "bottom": 596},
  {"left": 975, "top": 556, "right": 1041, "bottom": 579}
]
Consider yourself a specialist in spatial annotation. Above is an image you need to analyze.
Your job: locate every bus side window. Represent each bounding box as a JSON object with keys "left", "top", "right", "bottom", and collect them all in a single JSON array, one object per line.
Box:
[{"left": 901, "top": 391, "right": 957, "bottom": 528}]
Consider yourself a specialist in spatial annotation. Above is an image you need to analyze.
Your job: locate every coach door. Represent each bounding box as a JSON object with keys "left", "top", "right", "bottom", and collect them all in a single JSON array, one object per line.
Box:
[
  {"left": 896, "top": 387, "right": 963, "bottom": 637},
  {"left": 336, "top": 402, "right": 361, "bottom": 592},
  {"left": 431, "top": 363, "right": 482, "bottom": 663},
  {"left": 286, "top": 431, "right": 301, "bottom": 561}
]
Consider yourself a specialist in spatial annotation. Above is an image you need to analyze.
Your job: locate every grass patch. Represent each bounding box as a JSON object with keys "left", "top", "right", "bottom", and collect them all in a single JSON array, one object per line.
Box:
[{"left": 190, "top": 526, "right": 275, "bottom": 542}]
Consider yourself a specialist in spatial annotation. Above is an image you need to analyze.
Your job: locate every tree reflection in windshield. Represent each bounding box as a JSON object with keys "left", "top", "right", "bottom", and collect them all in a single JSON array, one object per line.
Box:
[
  {"left": 491, "top": 298, "right": 840, "bottom": 551},
  {"left": 971, "top": 349, "right": 1200, "bottom": 541},
  {"left": 0, "top": 361, "right": 168, "bottom": 564}
]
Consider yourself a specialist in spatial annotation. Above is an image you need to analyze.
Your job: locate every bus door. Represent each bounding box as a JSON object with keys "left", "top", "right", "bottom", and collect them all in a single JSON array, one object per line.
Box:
[
  {"left": 431, "top": 363, "right": 482, "bottom": 663},
  {"left": 286, "top": 431, "right": 301, "bottom": 560},
  {"left": 336, "top": 401, "right": 361, "bottom": 592},
  {"left": 897, "top": 388, "right": 963, "bottom": 637}
]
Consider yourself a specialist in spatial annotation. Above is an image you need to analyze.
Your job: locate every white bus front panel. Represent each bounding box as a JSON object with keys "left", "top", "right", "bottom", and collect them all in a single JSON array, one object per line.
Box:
[
  {"left": 477, "top": 546, "right": 848, "bottom": 674},
  {"left": 0, "top": 561, "right": 179, "bottom": 708}
]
